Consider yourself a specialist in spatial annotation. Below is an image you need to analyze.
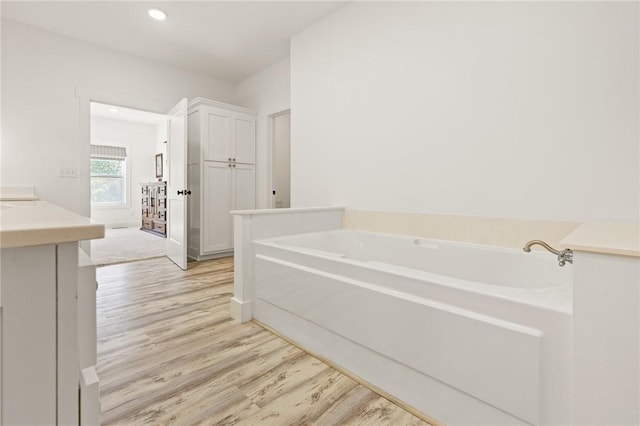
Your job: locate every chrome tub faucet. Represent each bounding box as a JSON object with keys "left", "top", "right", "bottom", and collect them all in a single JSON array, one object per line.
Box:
[{"left": 523, "top": 240, "right": 573, "bottom": 267}]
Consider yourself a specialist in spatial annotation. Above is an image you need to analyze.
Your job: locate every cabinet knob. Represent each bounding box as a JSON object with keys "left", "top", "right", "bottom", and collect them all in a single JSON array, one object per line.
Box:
[
  {"left": 232, "top": 158, "right": 236, "bottom": 162},
  {"left": 228, "top": 164, "right": 231, "bottom": 168},
  {"left": 232, "top": 164, "right": 236, "bottom": 168},
  {"left": 228, "top": 158, "right": 232, "bottom": 161}
]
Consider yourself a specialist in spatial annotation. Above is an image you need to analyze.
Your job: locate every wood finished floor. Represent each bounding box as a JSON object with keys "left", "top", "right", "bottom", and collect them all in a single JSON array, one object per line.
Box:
[{"left": 97, "top": 256, "right": 431, "bottom": 426}]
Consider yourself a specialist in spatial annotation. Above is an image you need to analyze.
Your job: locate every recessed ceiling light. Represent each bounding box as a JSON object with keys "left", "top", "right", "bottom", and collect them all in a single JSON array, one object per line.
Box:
[
  {"left": 108, "top": 108, "right": 118, "bottom": 113},
  {"left": 148, "top": 9, "right": 167, "bottom": 21}
]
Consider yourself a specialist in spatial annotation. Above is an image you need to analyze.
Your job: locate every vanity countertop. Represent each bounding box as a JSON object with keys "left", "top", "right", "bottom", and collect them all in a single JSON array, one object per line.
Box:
[
  {"left": 0, "top": 201, "right": 104, "bottom": 249},
  {"left": 561, "top": 221, "right": 639, "bottom": 258}
]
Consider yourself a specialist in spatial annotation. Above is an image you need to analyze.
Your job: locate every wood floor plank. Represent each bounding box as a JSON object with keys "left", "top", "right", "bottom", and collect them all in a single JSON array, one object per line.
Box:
[
  {"left": 312, "top": 385, "right": 380, "bottom": 425},
  {"left": 96, "top": 256, "right": 432, "bottom": 425},
  {"left": 98, "top": 316, "right": 246, "bottom": 387},
  {"left": 238, "top": 369, "right": 359, "bottom": 425},
  {"left": 239, "top": 351, "right": 331, "bottom": 408},
  {"left": 100, "top": 328, "right": 273, "bottom": 416}
]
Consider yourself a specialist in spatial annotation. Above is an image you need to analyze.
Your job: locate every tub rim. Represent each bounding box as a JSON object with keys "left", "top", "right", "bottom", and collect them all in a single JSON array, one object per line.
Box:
[{"left": 253, "top": 230, "right": 572, "bottom": 314}]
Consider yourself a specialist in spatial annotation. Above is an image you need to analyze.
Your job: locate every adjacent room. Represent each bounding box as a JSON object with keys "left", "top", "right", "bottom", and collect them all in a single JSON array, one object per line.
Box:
[
  {"left": 1, "top": 1, "right": 638, "bottom": 425},
  {"left": 89, "top": 102, "right": 169, "bottom": 266}
]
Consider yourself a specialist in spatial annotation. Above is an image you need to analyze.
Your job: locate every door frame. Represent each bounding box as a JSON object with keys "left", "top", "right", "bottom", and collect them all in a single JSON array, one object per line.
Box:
[
  {"left": 266, "top": 109, "right": 291, "bottom": 209},
  {"left": 76, "top": 86, "right": 169, "bottom": 253}
]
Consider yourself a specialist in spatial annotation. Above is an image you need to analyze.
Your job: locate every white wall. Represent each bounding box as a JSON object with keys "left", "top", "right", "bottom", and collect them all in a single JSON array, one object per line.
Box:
[
  {"left": 290, "top": 2, "right": 640, "bottom": 222},
  {"left": 235, "top": 58, "right": 291, "bottom": 209},
  {"left": 1, "top": 19, "right": 235, "bottom": 215},
  {"left": 90, "top": 117, "right": 158, "bottom": 227},
  {"left": 155, "top": 121, "right": 168, "bottom": 182}
]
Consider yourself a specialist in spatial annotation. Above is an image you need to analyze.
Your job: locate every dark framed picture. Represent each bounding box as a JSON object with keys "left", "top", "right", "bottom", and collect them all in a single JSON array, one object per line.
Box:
[{"left": 155, "top": 153, "right": 163, "bottom": 178}]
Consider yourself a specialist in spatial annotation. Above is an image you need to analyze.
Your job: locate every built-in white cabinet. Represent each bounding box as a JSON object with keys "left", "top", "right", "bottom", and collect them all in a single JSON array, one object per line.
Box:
[
  {"left": 203, "top": 162, "right": 232, "bottom": 252},
  {"left": 188, "top": 98, "right": 256, "bottom": 260},
  {"left": 203, "top": 108, "right": 256, "bottom": 164},
  {"left": 201, "top": 162, "right": 256, "bottom": 253},
  {"left": 233, "top": 163, "right": 256, "bottom": 211}
]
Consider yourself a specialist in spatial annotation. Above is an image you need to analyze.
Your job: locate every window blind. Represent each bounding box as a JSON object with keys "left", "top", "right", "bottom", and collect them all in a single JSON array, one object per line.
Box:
[{"left": 90, "top": 145, "right": 127, "bottom": 159}]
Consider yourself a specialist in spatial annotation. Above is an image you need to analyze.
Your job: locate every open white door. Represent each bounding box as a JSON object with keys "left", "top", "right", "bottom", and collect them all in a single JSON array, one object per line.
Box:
[{"left": 166, "top": 98, "right": 189, "bottom": 270}]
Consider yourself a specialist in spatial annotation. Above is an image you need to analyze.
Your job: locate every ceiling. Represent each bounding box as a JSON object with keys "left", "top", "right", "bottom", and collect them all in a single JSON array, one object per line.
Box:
[
  {"left": 91, "top": 102, "right": 167, "bottom": 125},
  {"left": 1, "top": 1, "right": 346, "bottom": 83}
]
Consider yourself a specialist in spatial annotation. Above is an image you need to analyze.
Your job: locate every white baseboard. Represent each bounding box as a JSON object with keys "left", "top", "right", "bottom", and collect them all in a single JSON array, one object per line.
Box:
[{"left": 230, "top": 297, "right": 252, "bottom": 323}]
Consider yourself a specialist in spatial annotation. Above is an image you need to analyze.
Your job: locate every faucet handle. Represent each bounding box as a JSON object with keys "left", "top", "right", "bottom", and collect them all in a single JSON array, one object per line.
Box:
[{"left": 557, "top": 248, "right": 573, "bottom": 267}]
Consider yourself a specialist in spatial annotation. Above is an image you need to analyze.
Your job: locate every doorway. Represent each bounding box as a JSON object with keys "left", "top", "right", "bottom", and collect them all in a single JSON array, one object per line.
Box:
[
  {"left": 89, "top": 101, "right": 169, "bottom": 266},
  {"left": 270, "top": 110, "right": 291, "bottom": 208}
]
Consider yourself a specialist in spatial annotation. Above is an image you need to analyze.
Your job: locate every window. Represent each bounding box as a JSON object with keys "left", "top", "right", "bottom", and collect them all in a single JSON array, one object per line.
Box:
[{"left": 90, "top": 145, "right": 127, "bottom": 206}]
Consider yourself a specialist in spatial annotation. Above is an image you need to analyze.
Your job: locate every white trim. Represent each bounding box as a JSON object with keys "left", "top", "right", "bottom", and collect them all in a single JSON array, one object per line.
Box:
[
  {"left": 267, "top": 109, "right": 290, "bottom": 209},
  {"left": 231, "top": 206, "right": 345, "bottom": 216},
  {"left": 188, "top": 97, "right": 256, "bottom": 115},
  {"left": 230, "top": 297, "right": 253, "bottom": 323},
  {"left": 267, "top": 115, "right": 274, "bottom": 209},
  {"left": 75, "top": 86, "right": 167, "bottom": 113},
  {"left": 76, "top": 86, "right": 168, "bottom": 217},
  {"left": 76, "top": 86, "right": 171, "bottom": 254}
]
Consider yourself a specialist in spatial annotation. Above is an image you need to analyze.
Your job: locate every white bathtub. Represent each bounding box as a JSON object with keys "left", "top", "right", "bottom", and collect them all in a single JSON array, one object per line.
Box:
[{"left": 252, "top": 229, "right": 572, "bottom": 426}]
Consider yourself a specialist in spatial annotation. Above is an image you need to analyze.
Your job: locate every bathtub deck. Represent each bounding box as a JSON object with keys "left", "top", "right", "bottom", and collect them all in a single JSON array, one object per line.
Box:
[{"left": 96, "top": 256, "right": 431, "bottom": 425}]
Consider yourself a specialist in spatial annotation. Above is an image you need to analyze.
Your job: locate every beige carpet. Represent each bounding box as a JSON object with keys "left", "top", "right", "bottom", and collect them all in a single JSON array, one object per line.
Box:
[{"left": 91, "top": 227, "right": 167, "bottom": 266}]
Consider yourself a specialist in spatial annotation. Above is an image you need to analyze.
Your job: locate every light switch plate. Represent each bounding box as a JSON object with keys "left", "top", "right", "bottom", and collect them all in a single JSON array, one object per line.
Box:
[{"left": 58, "top": 168, "right": 79, "bottom": 178}]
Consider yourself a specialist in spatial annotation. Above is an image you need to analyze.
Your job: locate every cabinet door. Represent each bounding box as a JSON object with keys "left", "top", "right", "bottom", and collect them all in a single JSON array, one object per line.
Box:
[
  {"left": 233, "top": 164, "right": 256, "bottom": 211},
  {"left": 203, "top": 162, "right": 232, "bottom": 253},
  {"left": 2, "top": 245, "right": 57, "bottom": 425},
  {"left": 233, "top": 115, "right": 256, "bottom": 165},
  {"left": 204, "top": 109, "right": 233, "bottom": 162}
]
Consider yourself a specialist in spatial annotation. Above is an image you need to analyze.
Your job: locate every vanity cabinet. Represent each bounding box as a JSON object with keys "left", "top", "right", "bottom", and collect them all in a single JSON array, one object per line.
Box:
[
  {"left": 1, "top": 243, "right": 100, "bottom": 426},
  {"left": 187, "top": 98, "right": 256, "bottom": 260},
  {"left": 0, "top": 200, "right": 103, "bottom": 425}
]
